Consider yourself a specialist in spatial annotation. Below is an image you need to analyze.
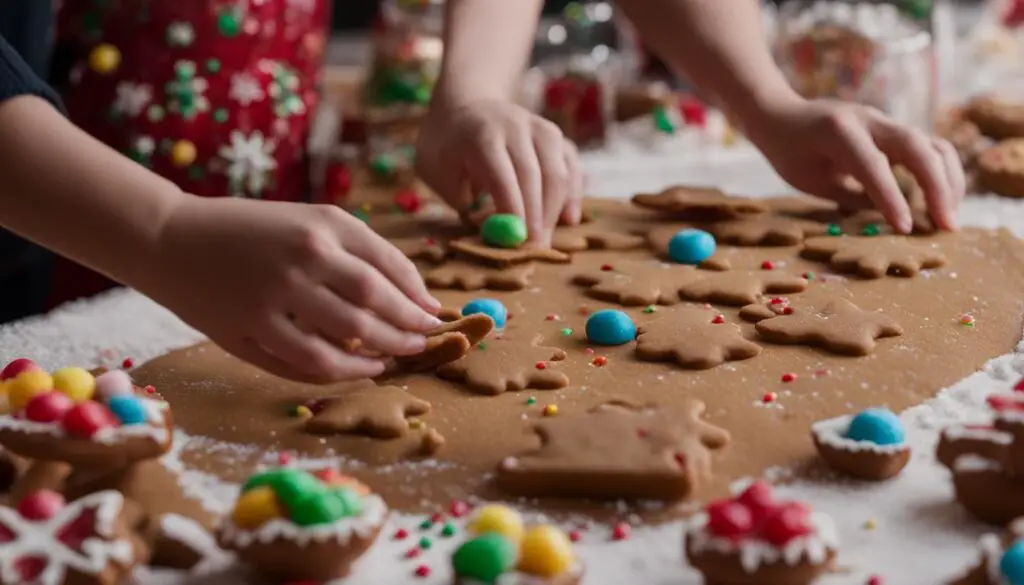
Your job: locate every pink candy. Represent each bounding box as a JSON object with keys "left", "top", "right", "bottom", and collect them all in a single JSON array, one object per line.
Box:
[{"left": 94, "top": 370, "right": 134, "bottom": 401}]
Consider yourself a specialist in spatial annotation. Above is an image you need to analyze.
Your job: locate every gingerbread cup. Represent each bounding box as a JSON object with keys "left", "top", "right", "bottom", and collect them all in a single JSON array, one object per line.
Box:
[
  {"left": 951, "top": 456, "right": 1024, "bottom": 526},
  {"left": 811, "top": 415, "right": 910, "bottom": 481},
  {"left": 685, "top": 545, "right": 838, "bottom": 585},
  {"left": 937, "top": 425, "right": 1012, "bottom": 469}
]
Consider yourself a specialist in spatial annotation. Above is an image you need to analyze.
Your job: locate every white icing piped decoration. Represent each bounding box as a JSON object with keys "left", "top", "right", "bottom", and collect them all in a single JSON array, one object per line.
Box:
[
  {"left": 219, "top": 494, "right": 388, "bottom": 548},
  {"left": 953, "top": 453, "right": 1004, "bottom": 473},
  {"left": 0, "top": 398, "right": 171, "bottom": 446},
  {"left": 159, "top": 514, "right": 234, "bottom": 575},
  {"left": 684, "top": 511, "right": 839, "bottom": 574},
  {"left": 978, "top": 533, "right": 1009, "bottom": 585},
  {"left": 812, "top": 414, "right": 908, "bottom": 454},
  {"left": 0, "top": 490, "right": 135, "bottom": 585},
  {"left": 942, "top": 425, "right": 1013, "bottom": 445}
]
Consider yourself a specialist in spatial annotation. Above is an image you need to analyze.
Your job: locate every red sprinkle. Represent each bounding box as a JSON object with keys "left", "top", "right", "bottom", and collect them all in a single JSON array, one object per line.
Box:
[
  {"left": 277, "top": 452, "right": 293, "bottom": 465},
  {"left": 395, "top": 190, "right": 422, "bottom": 213},
  {"left": 762, "top": 392, "right": 777, "bottom": 404},
  {"left": 535, "top": 361, "right": 547, "bottom": 370},
  {"left": 781, "top": 373, "right": 797, "bottom": 383},
  {"left": 144, "top": 385, "right": 156, "bottom": 394},
  {"left": 612, "top": 522, "right": 631, "bottom": 540},
  {"left": 711, "top": 314, "right": 725, "bottom": 324},
  {"left": 1014, "top": 377, "right": 1024, "bottom": 392},
  {"left": 394, "top": 528, "right": 409, "bottom": 540},
  {"left": 783, "top": 307, "right": 794, "bottom": 315},
  {"left": 545, "top": 314, "right": 559, "bottom": 321},
  {"left": 569, "top": 529, "right": 582, "bottom": 542},
  {"left": 600, "top": 264, "right": 613, "bottom": 271},
  {"left": 430, "top": 513, "right": 444, "bottom": 523},
  {"left": 866, "top": 576, "right": 883, "bottom": 585},
  {"left": 770, "top": 297, "right": 785, "bottom": 305},
  {"left": 449, "top": 500, "right": 471, "bottom": 518},
  {"left": 761, "top": 260, "right": 775, "bottom": 270},
  {"left": 414, "top": 565, "right": 431, "bottom": 578},
  {"left": 592, "top": 356, "right": 608, "bottom": 367},
  {"left": 405, "top": 548, "right": 421, "bottom": 559},
  {"left": 121, "top": 357, "right": 134, "bottom": 369}
]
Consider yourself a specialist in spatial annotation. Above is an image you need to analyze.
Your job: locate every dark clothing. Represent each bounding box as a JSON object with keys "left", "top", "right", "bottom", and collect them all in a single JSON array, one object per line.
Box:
[{"left": 0, "top": 1, "right": 59, "bottom": 324}]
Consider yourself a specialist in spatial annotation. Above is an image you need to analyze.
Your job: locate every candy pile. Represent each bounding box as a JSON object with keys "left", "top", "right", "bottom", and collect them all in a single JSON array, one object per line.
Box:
[
  {"left": 0, "top": 358, "right": 155, "bottom": 438},
  {"left": 452, "top": 504, "right": 580, "bottom": 583},
  {"left": 231, "top": 468, "right": 370, "bottom": 530},
  {"left": 702, "top": 482, "right": 814, "bottom": 546}
]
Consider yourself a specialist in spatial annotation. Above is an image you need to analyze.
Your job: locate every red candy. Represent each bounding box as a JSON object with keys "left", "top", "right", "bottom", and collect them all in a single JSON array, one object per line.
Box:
[
  {"left": 16, "top": 490, "right": 65, "bottom": 521},
  {"left": 0, "top": 359, "right": 40, "bottom": 381},
  {"left": 61, "top": 402, "right": 117, "bottom": 438},
  {"left": 325, "top": 162, "right": 353, "bottom": 202},
  {"left": 24, "top": 392, "right": 74, "bottom": 424},
  {"left": 395, "top": 190, "right": 422, "bottom": 214},
  {"left": 448, "top": 500, "right": 470, "bottom": 518},
  {"left": 737, "top": 481, "right": 776, "bottom": 524},
  {"left": 1014, "top": 377, "right": 1024, "bottom": 392},
  {"left": 760, "top": 502, "right": 813, "bottom": 547},
  {"left": 612, "top": 522, "right": 631, "bottom": 540},
  {"left": 706, "top": 500, "right": 753, "bottom": 540}
]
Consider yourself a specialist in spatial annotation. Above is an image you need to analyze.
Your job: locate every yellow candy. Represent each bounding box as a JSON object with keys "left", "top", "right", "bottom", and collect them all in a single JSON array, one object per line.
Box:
[
  {"left": 88, "top": 44, "right": 121, "bottom": 74},
  {"left": 0, "top": 381, "right": 10, "bottom": 415},
  {"left": 8, "top": 370, "right": 53, "bottom": 412},
  {"left": 170, "top": 140, "right": 197, "bottom": 167},
  {"left": 467, "top": 504, "right": 523, "bottom": 543},
  {"left": 51, "top": 367, "right": 96, "bottom": 402},
  {"left": 518, "top": 525, "right": 575, "bottom": 577},
  {"left": 232, "top": 486, "right": 283, "bottom": 529}
]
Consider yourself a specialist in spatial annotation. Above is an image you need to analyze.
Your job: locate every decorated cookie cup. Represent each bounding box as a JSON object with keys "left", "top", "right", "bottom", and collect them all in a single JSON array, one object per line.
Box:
[
  {"left": 811, "top": 411, "right": 910, "bottom": 481},
  {"left": 684, "top": 482, "right": 839, "bottom": 585},
  {"left": 951, "top": 455, "right": 1024, "bottom": 526},
  {"left": 454, "top": 564, "right": 584, "bottom": 585},
  {"left": 949, "top": 517, "right": 1024, "bottom": 585},
  {"left": 217, "top": 468, "right": 388, "bottom": 582}
]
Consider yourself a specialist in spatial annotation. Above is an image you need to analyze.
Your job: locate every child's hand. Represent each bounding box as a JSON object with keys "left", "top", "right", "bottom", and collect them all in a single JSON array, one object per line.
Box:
[
  {"left": 416, "top": 99, "right": 584, "bottom": 246},
  {"left": 744, "top": 98, "right": 965, "bottom": 233},
  {"left": 149, "top": 197, "right": 442, "bottom": 383}
]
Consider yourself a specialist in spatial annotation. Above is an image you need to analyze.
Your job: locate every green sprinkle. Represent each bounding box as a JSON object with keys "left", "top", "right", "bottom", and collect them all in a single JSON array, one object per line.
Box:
[
  {"left": 860, "top": 223, "right": 881, "bottom": 236},
  {"left": 652, "top": 106, "right": 676, "bottom": 134},
  {"left": 440, "top": 522, "right": 457, "bottom": 537},
  {"left": 370, "top": 155, "right": 395, "bottom": 177},
  {"left": 560, "top": 327, "right": 573, "bottom": 336},
  {"left": 477, "top": 342, "right": 487, "bottom": 350},
  {"left": 353, "top": 209, "right": 370, "bottom": 223},
  {"left": 419, "top": 536, "right": 433, "bottom": 549},
  {"left": 826, "top": 224, "right": 842, "bottom": 236},
  {"left": 526, "top": 396, "right": 537, "bottom": 405},
  {"left": 643, "top": 305, "right": 656, "bottom": 314},
  {"left": 419, "top": 519, "right": 433, "bottom": 530},
  {"left": 206, "top": 59, "right": 221, "bottom": 73}
]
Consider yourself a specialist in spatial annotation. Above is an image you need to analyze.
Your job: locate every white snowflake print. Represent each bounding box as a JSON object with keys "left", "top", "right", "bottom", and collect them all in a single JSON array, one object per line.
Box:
[
  {"left": 286, "top": 0, "right": 317, "bottom": 13},
  {"left": 219, "top": 131, "right": 278, "bottom": 197},
  {"left": 112, "top": 82, "right": 152, "bottom": 117},
  {"left": 134, "top": 136, "right": 155, "bottom": 156},
  {"left": 229, "top": 72, "right": 266, "bottom": 106},
  {"left": 166, "top": 22, "right": 195, "bottom": 47},
  {"left": 165, "top": 61, "right": 209, "bottom": 119}
]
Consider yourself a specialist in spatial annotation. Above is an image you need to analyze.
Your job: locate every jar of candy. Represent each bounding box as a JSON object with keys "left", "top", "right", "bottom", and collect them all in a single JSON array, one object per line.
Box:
[
  {"left": 538, "top": 53, "right": 615, "bottom": 149},
  {"left": 363, "top": 0, "right": 443, "bottom": 114},
  {"left": 774, "top": 0, "right": 937, "bottom": 131}
]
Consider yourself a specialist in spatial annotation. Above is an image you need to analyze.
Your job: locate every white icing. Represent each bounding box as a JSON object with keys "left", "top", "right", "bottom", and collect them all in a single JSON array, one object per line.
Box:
[
  {"left": 811, "top": 415, "right": 909, "bottom": 454},
  {"left": 942, "top": 425, "right": 1013, "bottom": 445},
  {"left": 953, "top": 454, "right": 1004, "bottom": 473},
  {"left": 159, "top": 514, "right": 233, "bottom": 575},
  {"left": 979, "top": 533, "right": 1008, "bottom": 585},
  {"left": 683, "top": 511, "right": 839, "bottom": 574},
  {"left": 218, "top": 494, "right": 388, "bottom": 548},
  {"left": 0, "top": 398, "right": 171, "bottom": 446},
  {"left": 0, "top": 490, "right": 135, "bottom": 585}
]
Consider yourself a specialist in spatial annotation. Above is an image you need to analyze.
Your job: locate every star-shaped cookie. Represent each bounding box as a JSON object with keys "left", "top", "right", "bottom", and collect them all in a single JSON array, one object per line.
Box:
[
  {"left": 632, "top": 186, "right": 768, "bottom": 219},
  {"left": 801, "top": 235, "right": 947, "bottom": 278},
  {"left": 749, "top": 297, "right": 903, "bottom": 356},
  {"left": 708, "top": 215, "right": 829, "bottom": 246},
  {"left": 636, "top": 306, "right": 762, "bottom": 369},
  {"left": 449, "top": 238, "right": 571, "bottom": 267},
  {"left": 677, "top": 270, "right": 809, "bottom": 306},
  {"left": 496, "top": 400, "right": 731, "bottom": 500},
  {"left": 424, "top": 260, "right": 536, "bottom": 291},
  {"left": 304, "top": 384, "right": 431, "bottom": 439},
  {"left": 436, "top": 336, "right": 569, "bottom": 395},
  {"left": 571, "top": 261, "right": 701, "bottom": 306}
]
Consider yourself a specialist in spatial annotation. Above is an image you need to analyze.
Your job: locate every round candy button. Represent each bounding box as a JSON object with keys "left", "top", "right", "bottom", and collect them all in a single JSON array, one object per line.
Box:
[
  {"left": 94, "top": 370, "right": 134, "bottom": 401},
  {"left": 585, "top": 310, "right": 637, "bottom": 346},
  {"left": 52, "top": 367, "right": 96, "bottom": 402},
  {"left": 667, "top": 229, "right": 716, "bottom": 265},
  {"left": 462, "top": 299, "right": 508, "bottom": 329},
  {"left": 467, "top": 504, "right": 523, "bottom": 542},
  {"left": 481, "top": 214, "right": 528, "bottom": 249},
  {"left": 1002, "top": 541, "right": 1024, "bottom": 585},
  {"left": 107, "top": 395, "right": 148, "bottom": 426},
  {"left": 845, "top": 408, "right": 904, "bottom": 446},
  {"left": 518, "top": 525, "right": 575, "bottom": 577},
  {"left": 452, "top": 533, "right": 517, "bottom": 582}
]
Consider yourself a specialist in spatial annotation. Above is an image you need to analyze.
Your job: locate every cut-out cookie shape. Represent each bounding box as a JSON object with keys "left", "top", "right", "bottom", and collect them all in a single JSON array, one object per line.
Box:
[
  {"left": 390, "top": 314, "right": 495, "bottom": 373},
  {"left": 496, "top": 400, "right": 730, "bottom": 500},
  {"left": 218, "top": 468, "right": 387, "bottom": 582},
  {"left": 646, "top": 225, "right": 734, "bottom": 270},
  {"left": 632, "top": 186, "right": 768, "bottom": 219},
  {"left": 449, "top": 238, "right": 571, "bottom": 268},
  {"left": 747, "top": 297, "right": 902, "bottom": 356},
  {"left": 949, "top": 517, "right": 1024, "bottom": 585},
  {"left": 393, "top": 236, "right": 449, "bottom": 264},
  {"left": 551, "top": 222, "right": 645, "bottom": 253},
  {"left": 424, "top": 261, "right": 536, "bottom": 291},
  {"left": 763, "top": 195, "right": 838, "bottom": 217},
  {"left": 938, "top": 393, "right": 1024, "bottom": 525},
  {"left": 0, "top": 489, "right": 149, "bottom": 585},
  {"left": 801, "top": 235, "right": 947, "bottom": 278},
  {"left": 965, "top": 95, "right": 1024, "bottom": 140},
  {"left": 812, "top": 410, "right": 911, "bottom": 481},
  {"left": 572, "top": 261, "right": 700, "bottom": 306},
  {"left": 684, "top": 481, "right": 839, "bottom": 585},
  {"left": 677, "top": 270, "right": 809, "bottom": 307},
  {"left": 636, "top": 306, "right": 761, "bottom": 370},
  {"left": 977, "top": 138, "right": 1024, "bottom": 199},
  {"left": 304, "top": 384, "right": 431, "bottom": 439},
  {"left": 708, "top": 215, "right": 829, "bottom": 246},
  {"left": 437, "top": 337, "right": 569, "bottom": 396}
]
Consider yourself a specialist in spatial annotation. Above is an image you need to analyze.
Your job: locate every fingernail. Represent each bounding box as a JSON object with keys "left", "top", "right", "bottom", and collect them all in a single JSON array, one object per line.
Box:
[
  {"left": 426, "top": 296, "right": 442, "bottom": 310},
  {"left": 408, "top": 335, "right": 428, "bottom": 351},
  {"left": 898, "top": 217, "right": 913, "bottom": 234}
]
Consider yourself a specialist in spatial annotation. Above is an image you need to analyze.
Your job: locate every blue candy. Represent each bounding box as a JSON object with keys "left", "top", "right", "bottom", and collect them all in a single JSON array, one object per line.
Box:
[
  {"left": 462, "top": 299, "right": 508, "bottom": 329},
  {"left": 1001, "top": 541, "right": 1024, "bottom": 585},
  {"left": 667, "top": 229, "right": 716, "bottom": 265},
  {"left": 585, "top": 309, "right": 637, "bottom": 346},
  {"left": 107, "top": 395, "right": 148, "bottom": 426},
  {"left": 845, "top": 408, "right": 904, "bottom": 446}
]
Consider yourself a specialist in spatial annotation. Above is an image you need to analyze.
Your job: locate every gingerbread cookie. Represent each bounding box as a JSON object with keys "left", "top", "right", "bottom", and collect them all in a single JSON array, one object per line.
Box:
[
  {"left": 977, "top": 139, "right": 1024, "bottom": 199},
  {"left": 636, "top": 306, "right": 762, "bottom": 370},
  {"left": 763, "top": 195, "right": 838, "bottom": 217},
  {"left": 436, "top": 337, "right": 569, "bottom": 396},
  {"left": 449, "top": 238, "right": 571, "bottom": 268},
  {"left": 935, "top": 114, "right": 986, "bottom": 166},
  {"left": 393, "top": 236, "right": 449, "bottom": 263},
  {"left": 684, "top": 481, "right": 839, "bottom": 585},
  {"left": 304, "top": 384, "right": 431, "bottom": 439},
  {"left": 496, "top": 400, "right": 730, "bottom": 500},
  {"left": 218, "top": 468, "right": 388, "bottom": 582},
  {"left": 747, "top": 297, "right": 902, "bottom": 356},
  {"left": 811, "top": 409, "right": 910, "bottom": 481},
  {"left": 572, "top": 260, "right": 701, "bottom": 306},
  {"left": 801, "top": 235, "right": 947, "bottom": 278},
  {"left": 0, "top": 489, "right": 150, "bottom": 585},
  {"left": 965, "top": 96, "right": 1024, "bottom": 140},
  {"left": 632, "top": 186, "right": 768, "bottom": 220},
  {"left": 677, "top": 270, "right": 809, "bottom": 306},
  {"left": 708, "top": 215, "right": 829, "bottom": 247},
  {"left": 551, "top": 221, "right": 646, "bottom": 254},
  {"left": 389, "top": 314, "right": 495, "bottom": 373},
  {"left": 949, "top": 517, "right": 1024, "bottom": 585},
  {"left": 424, "top": 260, "right": 536, "bottom": 291}
]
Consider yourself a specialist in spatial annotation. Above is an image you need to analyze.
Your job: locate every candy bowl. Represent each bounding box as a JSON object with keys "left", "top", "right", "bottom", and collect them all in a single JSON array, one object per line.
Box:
[
  {"left": 217, "top": 468, "right": 388, "bottom": 582},
  {"left": 811, "top": 408, "right": 911, "bottom": 480}
]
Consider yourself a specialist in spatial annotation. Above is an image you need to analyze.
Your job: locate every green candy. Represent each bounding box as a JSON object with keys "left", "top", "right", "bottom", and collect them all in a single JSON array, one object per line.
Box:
[
  {"left": 481, "top": 214, "right": 528, "bottom": 249},
  {"left": 332, "top": 487, "right": 365, "bottom": 517},
  {"left": 452, "top": 533, "right": 517, "bottom": 582},
  {"left": 290, "top": 491, "right": 346, "bottom": 527},
  {"left": 826, "top": 224, "right": 842, "bottom": 237},
  {"left": 242, "top": 469, "right": 325, "bottom": 511}
]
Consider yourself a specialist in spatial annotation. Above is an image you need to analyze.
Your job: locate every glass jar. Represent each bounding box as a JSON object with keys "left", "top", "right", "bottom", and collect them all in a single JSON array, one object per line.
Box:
[
  {"left": 537, "top": 53, "right": 616, "bottom": 149},
  {"left": 774, "top": 0, "right": 937, "bottom": 131},
  {"left": 363, "top": 0, "right": 444, "bottom": 114}
]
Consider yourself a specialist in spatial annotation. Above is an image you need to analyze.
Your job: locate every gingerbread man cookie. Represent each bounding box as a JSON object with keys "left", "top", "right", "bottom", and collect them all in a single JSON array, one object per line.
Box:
[
  {"left": 304, "top": 384, "right": 431, "bottom": 439},
  {"left": 449, "top": 238, "right": 571, "bottom": 268},
  {"left": 424, "top": 261, "right": 536, "bottom": 291},
  {"left": 496, "top": 400, "right": 730, "bottom": 500},
  {"left": 636, "top": 306, "right": 761, "bottom": 370},
  {"left": 677, "top": 270, "right": 809, "bottom": 306},
  {"left": 801, "top": 235, "right": 947, "bottom": 278},
  {"left": 572, "top": 261, "right": 700, "bottom": 306},
  {"left": 977, "top": 139, "right": 1024, "bottom": 199},
  {"left": 437, "top": 337, "right": 569, "bottom": 396},
  {"left": 707, "top": 215, "right": 829, "bottom": 246},
  {"left": 746, "top": 297, "right": 902, "bottom": 356},
  {"left": 965, "top": 96, "right": 1024, "bottom": 140},
  {"left": 632, "top": 186, "right": 768, "bottom": 219}
]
